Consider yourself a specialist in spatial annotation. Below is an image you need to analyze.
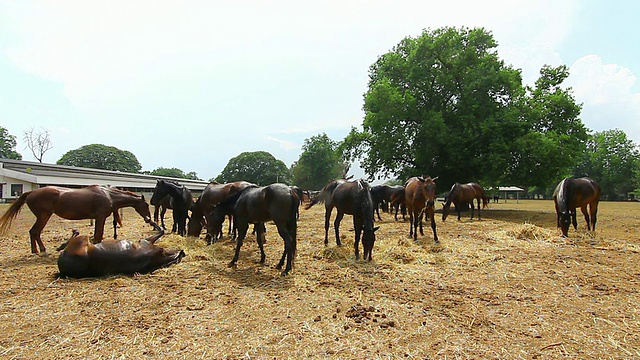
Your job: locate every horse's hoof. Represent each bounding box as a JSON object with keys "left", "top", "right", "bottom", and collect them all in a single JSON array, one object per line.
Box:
[
  {"left": 227, "top": 262, "right": 237, "bottom": 268},
  {"left": 280, "top": 270, "right": 289, "bottom": 276}
]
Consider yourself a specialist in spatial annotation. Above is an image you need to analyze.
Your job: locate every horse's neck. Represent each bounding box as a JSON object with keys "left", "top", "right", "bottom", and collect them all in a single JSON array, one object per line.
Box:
[
  {"left": 163, "top": 183, "right": 184, "bottom": 199},
  {"left": 557, "top": 179, "right": 571, "bottom": 211},
  {"left": 107, "top": 189, "right": 141, "bottom": 207}
]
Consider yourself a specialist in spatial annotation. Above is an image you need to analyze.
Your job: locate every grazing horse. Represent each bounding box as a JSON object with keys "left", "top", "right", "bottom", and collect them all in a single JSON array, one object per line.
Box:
[
  {"left": 57, "top": 228, "right": 185, "bottom": 278},
  {"left": 442, "top": 182, "right": 488, "bottom": 221},
  {"left": 187, "top": 181, "right": 255, "bottom": 242},
  {"left": 404, "top": 176, "right": 438, "bottom": 243},
  {"left": 553, "top": 177, "right": 601, "bottom": 237},
  {"left": 150, "top": 180, "right": 193, "bottom": 236},
  {"left": 305, "top": 179, "right": 379, "bottom": 260},
  {"left": 0, "top": 185, "right": 159, "bottom": 254},
  {"left": 210, "top": 183, "right": 298, "bottom": 275}
]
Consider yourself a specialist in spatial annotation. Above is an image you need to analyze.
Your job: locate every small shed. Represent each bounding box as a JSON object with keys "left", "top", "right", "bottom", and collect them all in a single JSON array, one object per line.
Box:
[{"left": 498, "top": 186, "right": 525, "bottom": 203}]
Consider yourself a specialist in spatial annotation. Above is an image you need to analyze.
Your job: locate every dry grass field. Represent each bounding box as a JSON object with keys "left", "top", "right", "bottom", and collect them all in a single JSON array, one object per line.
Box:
[{"left": 1, "top": 199, "right": 639, "bottom": 359}]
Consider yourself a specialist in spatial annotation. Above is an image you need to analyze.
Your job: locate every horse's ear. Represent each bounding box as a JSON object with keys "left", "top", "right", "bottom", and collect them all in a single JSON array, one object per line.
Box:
[
  {"left": 373, "top": 226, "right": 380, "bottom": 232},
  {"left": 141, "top": 194, "right": 146, "bottom": 201},
  {"left": 432, "top": 176, "right": 439, "bottom": 181}
]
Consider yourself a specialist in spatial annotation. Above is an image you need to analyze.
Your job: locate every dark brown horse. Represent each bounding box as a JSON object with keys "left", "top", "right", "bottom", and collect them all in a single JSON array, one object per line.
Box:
[
  {"left": 404, "top": 176, "right": 438, "bottom": 243},
  {"left": 442, "top": 182, "right": 488, "bottom": 221},
  {"left": 371, "top": 184, "right": 406, "bottom": 221},
  {"left": 210, "top": 183, "right": 298, "bottom": 275},
  {"left": 57, "top": 228, "right": 185, "bottom": 278},
  {"left": 0, "top": 185, "right": 159, "bottom": 254},
  {"left": 553, "top": 177, "right": 601, "bottom": 237},
  {"left": 305, "top": 179, "right": 379, "bottom": 260},
  {"left": 187, "top": 181, "right": 255, "bottom": 242},
  {"left": 388, "top": 186, "right": 407, "bottom": 221}
]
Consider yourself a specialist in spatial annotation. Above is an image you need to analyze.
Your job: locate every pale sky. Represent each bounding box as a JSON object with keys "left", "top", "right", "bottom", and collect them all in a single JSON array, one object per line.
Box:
[{"left": 1, "top": 1, "right": 639, "bottom": 181}]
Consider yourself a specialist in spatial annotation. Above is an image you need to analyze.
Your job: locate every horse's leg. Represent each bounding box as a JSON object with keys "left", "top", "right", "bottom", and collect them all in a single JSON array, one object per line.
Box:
[
  {"left": 352, "top": 217, "right": 363, "bottom": 260},
  {"left": 590, "top": 202, "right": 599, "bottom": 231},
  {"left": 160, "top": 206, "right": 167, "bottom": 230},
  {"left": 429, "top": 207, "right": 438, "bottom": 243},
  {"left": 112, "top": 211, "right": 119, "bottom": 239},
  {"left": 470, "top": 199, "right": 475, "bottom": 219},
  {"left": 274, "top": 225, "right": 296, "bottom": 275},
  {"left": 93, "top": 216, "right": 107, "bottom": 243},
  {"left": 456, "top": 202, "right": 461, "bottom": 221},
  {"left": 333, "top": 211, "right": 344, "bottom": 246},
  {"left": 255, "top": 223, "right": 266, "bottom": 264},
  {"left": 418, "top": 208, "right": 424, "bottom": 236},
  {"left": 580, "top": 205, "right": 590, "bottom": 231},
  {"left": 571, "top": 208, "right": 578, "bottom": 230},
  {"left": 477, "top": 197, "right": 482, "bottom": 220},
  {"left": 229, "top": 222, "right": 249, "bottom": 268},
  {"left": 153, "top": 205, "right": 160, "bottom": 223},
  {"left": 29, "top": 213, "right": 52, "bottom": 254},
  {"left": 408, "top": 208, "right": 414, "bottom": 238},
  {"left": 324, "top": 206, "right": 332, "bottom": 246}
]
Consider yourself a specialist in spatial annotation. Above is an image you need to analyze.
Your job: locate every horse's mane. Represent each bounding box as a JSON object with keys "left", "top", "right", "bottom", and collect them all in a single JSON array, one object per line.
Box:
[{"left": 304, "top": 179, "right": 344, "bottom": 209}]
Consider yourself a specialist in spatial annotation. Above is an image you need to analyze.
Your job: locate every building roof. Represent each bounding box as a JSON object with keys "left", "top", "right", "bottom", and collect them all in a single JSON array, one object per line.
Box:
[{"left": 0, "top": 158, "right": 210, "bottom": 191}]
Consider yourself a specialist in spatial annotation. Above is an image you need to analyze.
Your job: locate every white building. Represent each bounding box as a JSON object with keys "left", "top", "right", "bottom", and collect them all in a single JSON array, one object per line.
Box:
[{"left": 0, "top": 158, "right": 210, "bottom": 202}]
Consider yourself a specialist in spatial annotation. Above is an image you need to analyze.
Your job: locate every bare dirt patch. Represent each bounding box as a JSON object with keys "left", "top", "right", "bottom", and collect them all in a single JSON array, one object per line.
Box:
[{"left": 1, "top": 200, "right": 639, "bottom": 359}]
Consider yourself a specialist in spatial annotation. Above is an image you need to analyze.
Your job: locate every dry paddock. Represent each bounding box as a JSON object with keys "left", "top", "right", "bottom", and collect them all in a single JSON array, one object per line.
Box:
[{"left": 0, "top": 200, "right": 639, "bottom": 359}]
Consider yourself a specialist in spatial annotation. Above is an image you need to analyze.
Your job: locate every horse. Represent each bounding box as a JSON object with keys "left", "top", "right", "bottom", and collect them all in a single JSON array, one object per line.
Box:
[
  {"left": 305, "top": 179, "right": 379, "bottom": 261},
  {"left": 209, "top": 183, "right": 298, "bottom": 275},
  {"left": 388, "top": 186, "right": 407, "bottom": 221},
  {"left": 57, "top": 228, "right": 185, "bottom": 278},
  {"left": 187, "top": 181, "right": 255, "bottom": 242},
  {"left": 553, "top": 177, "right": 601, "bottom": 237},
  {"left": 442, "top": 182, "right": 488, "bottom": 221},
  {"left": 150, "top": 180, "right": 193, "bottom": 236},
  {"left": 289, "top": 185, "right": 305, "bottom": 219},
  {"left": 0, "top": 185, "right": 160, "bottom": 254},
  {"left": 404, "top": 176, "right": 438, "bottom": 243},
  {"left": 152, "top": 194, "right": 173, "bottom": 230},
  {"left": 370, "top": 184, "right": 406, "bottom": 221}
]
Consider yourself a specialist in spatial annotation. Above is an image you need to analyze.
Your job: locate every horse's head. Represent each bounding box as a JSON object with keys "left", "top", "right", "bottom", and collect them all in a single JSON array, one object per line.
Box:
[
  {"left": 559, "top": 211, "right": 573, "bottom": 237},
  {"left": 205, "top": 207, "right": 228, "bottom": 243},
  {"left": 132, "top": 196, "right": 160, "bottom": 230},
  {"left": 362, "top": 226, "right": 380, "bottom": 261},
  {"left": 420, "top": 176, "right": 437, "bottom": 203},
  {"left": 150, "top": 180, "right": 168, "bottom": 206}
]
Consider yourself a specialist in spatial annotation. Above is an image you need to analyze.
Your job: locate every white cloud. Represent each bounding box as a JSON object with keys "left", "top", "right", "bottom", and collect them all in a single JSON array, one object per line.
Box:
[{"left": 566, "top": 55, "right": 640, "bottom": 143}]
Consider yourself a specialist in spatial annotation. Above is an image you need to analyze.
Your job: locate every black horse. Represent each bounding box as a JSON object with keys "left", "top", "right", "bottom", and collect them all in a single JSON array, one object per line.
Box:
[
  {"left": 210, "top": 183, "right": 298, "bottom": 275},
  {"left": 152, "top": 194, "right": 173, "bottom": 231},
  {"left": 553, "top": 177, "right": 601, "bottom": 237},
  {"left": 305, "top": 179, "right": 379, "bottom": 261},
  {"left": 370, "top": 184, "right": 405, "bottom": 221},
  {"left": 150, "top": 180, "right": 193, "bottom": 236}
]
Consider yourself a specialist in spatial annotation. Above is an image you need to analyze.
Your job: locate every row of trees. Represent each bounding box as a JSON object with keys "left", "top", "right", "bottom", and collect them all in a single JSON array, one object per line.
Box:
[{"left": 2, "top": 27, "right": 639, "bottom": 198}]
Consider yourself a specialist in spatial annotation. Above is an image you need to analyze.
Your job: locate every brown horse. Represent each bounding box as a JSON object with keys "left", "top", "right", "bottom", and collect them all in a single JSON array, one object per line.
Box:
[
  {"left": 57, "top": 228, "right": 185, "bottom": 278},
  {"left": 0, "top": 185, "right": 159, "bottom": 254},
  {"left": 442, "top": 182, "right": 488, "bottom": 221},
  {"left": 553, "top": 177, "right": 601, "bottom": 237},
  {"left": 404, "top": 176, "right": 438, "bottom": 243},
  {"left": 305, "top": 179, "right": 379, "bottom": 260},
  {"left": 187, "top": 181, "right": 255, "bottom": 242}
]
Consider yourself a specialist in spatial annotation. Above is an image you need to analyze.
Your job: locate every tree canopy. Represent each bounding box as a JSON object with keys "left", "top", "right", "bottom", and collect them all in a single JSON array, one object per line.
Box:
[
  {"left": 147, "top": 167, "right": 200, "bottom": 180},
  {"left": 215, "top": 151, "right": 291, "bottom": 185},
  {"left": 342, "top": 27, "right": 588, "bottom": 190},
  {"left": 291, "top": 133, "right": 347, "bottom": 190},
  {"left": 57, "top": 144, "right": 142, "bottom": 173},
  {"left": 573, "top": 129, "right": 640, "bottom": 200},
  {"left": 0, "top": 126, "right": 22, "bottom": 160}
]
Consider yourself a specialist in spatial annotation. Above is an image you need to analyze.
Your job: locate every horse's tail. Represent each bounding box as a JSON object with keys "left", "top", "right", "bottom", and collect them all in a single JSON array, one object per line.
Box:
[
  {"left": 478, "top": 186, "right": 488, "bottom": 208},
  {"left": 0, "top": 191, "right": 31, "bottom": 236},
  {"left": 304, "top": 180, "right": 340, "bottom": 210}
]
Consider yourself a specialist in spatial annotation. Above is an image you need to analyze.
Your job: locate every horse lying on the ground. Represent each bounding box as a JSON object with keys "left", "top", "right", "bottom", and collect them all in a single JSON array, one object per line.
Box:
[{"left": 57, "top": 228, "right": 185, "bottom": 278}]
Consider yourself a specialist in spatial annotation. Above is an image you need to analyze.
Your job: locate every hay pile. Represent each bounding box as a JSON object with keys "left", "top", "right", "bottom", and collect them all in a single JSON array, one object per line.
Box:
[{"left": 0, "top": 200, "right": 639, "bottom": 358}]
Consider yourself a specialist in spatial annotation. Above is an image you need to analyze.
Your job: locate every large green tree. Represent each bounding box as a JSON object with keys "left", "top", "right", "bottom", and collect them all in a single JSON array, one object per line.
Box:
[
  {"left": 148, "top": 167, "right": 200, "bottom": 180},
  {"left": 0, "top": 126, "right": 22, "bottom": 160},
  {"left": 215, "top": 151, "right": 291, "bottom": 185},
  {"left": 57, "top": 144, "right": 142, "bottom": 173},
  {"left": 291, "top": 133, "right": 347, "bottom": 190},
  {"left": 573, "top": 129, "right": 640, "bottom": 200},
  {"left": 342, "top": 27, "right": 587, "bottom": 190}
]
